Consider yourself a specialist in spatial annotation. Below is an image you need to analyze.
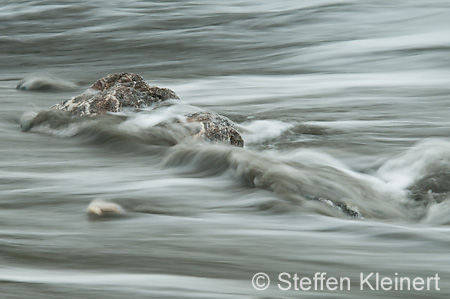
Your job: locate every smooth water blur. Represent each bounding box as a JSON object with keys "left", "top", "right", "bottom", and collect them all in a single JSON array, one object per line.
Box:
[{"left": 2, "top": 0, "right": 450, "bottom": 298}]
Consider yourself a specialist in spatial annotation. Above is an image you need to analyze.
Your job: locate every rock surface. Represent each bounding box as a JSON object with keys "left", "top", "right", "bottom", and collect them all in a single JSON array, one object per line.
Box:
[
  {"left": 186, "top": 112, "right": 244, "bottom": 147},
  {"left": 87, "top": 199, "right": 125, "bottom": 217},
  {"left": 51, "top": 72, "right": 179, "bottom": 116},
  {"left": 21, "top": 73, "right": 244, "bottom": 147}
]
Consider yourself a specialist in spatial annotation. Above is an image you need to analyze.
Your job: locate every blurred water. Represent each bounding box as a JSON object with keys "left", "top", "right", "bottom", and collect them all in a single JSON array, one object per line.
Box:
[{"left": 1, "top": 0, "right": 450, "bottom": 298}]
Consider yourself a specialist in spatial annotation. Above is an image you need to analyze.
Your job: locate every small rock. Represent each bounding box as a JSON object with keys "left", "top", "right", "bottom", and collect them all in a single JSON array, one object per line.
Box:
[
  {"left": 86, "top": 200, "right": 125, "bottom": 216},
  {"left": 186, "top": 112, "right": 244, "bottom": 147}
]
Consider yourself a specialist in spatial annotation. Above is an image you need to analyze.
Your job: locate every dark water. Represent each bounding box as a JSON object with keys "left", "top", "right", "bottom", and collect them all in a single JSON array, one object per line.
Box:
[{"left": 2, "top": 1, "right": 450, "bottom": 298}]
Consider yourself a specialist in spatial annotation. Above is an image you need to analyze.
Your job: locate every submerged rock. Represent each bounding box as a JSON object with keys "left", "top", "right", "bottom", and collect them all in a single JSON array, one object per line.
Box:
[
  {"left": 17, "top": 75, "right": 78, "bottom": 92},
  {"left": 21, "top": 72, "right": 244, "bottom": 147},
  {"left": 408, "top": 171, "right": 450, "bottom": 203},
  {"left": 311, "top": 195, "right": 363, "bottom": 219}
]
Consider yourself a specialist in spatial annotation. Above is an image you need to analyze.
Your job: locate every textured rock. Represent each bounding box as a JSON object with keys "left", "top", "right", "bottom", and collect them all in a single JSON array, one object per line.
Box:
[
  {"left": 22, "top": 73, "right": 244, "bottom": 147},
  {"left": 186, "top": 112, "right": 244, "bottom": 147},
  {"left": 51, "top": 72, "right": 179, "bottom": 116}
]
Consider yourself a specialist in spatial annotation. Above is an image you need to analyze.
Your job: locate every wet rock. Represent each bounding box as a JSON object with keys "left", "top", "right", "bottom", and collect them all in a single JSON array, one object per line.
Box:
[
  {"left": 408, "top": 170, "right": 450, "bottom": 203},
  {"left": 19, "top": 111, "right": 38, "bottom": 131},
  {"left": 312, "top": 196, "right": 363, "bottom": 219},
  {"left": 21, "top": 73, "right": 244, "bottom": 147},
  {"left": 186, "top": 112, "right": 244, "bottom": 147},
  {"left": 51, "top": 72, "right": 179, "bottom": 116},
  {"left": 87, "top": 199, "right": 125, "bottom": 217}
]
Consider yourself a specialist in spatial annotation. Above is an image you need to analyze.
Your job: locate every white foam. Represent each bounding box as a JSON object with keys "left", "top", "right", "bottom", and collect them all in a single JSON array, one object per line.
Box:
[
  {"left": 422, "top": 199, "right": 450, "bottom": 225},
  {"left": 377, "top": 139, "right": 450, "bottom": 189},
  {"left": 117, "top": 101, "right": 203, "bottom": 134},
  {"left": 239, "top": 119, "right": 293, "bottom": 144}
]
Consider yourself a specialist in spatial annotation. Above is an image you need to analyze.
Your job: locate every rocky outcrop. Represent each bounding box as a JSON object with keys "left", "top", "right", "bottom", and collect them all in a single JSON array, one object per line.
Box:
[
  {"left": 21, "top": 73, "right": 244, "bottom": 147},
  {"left": 51, "top": 73, "right": 179, "bottom": 116}
]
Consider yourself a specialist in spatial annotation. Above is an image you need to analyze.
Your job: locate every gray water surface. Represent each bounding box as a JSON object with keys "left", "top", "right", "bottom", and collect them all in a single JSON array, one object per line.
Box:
[{"left": 2, "top": 1, "right": 450, "bottom": 298}]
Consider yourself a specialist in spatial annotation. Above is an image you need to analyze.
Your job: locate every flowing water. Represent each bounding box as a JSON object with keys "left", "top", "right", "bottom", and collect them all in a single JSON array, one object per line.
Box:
[{"left": 2, "top": 1, "right": 450, "bottom": 298}]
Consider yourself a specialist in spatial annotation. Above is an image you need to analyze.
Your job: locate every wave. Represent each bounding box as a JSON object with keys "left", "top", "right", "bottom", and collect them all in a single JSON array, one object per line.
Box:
[
  {"left": 239, "top": 120, "right": 294, "bottom": 144},
  {"left": 161, "top": 138, "right": 450, "bottom": 223},
  {"left": 20, "top": 104, "right": 450, "bottom": 223},
  {"left": 162, "top": 142, "right": 410, "bottom": 220},
  {"left": 377, "top": 139, "right": 450, "bottom": 224},
  {"left": 16, "top": 75, "right": 78, "bottom": 92}
]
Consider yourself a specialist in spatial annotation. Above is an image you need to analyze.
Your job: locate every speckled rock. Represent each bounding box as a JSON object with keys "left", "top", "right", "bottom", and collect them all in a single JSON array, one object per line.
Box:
[
  {"left": 186, "top": 112, "right": 244, "bottom": 147},
  {"left": 51, "top": 72, "right": 179, "bottom": 116}
]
